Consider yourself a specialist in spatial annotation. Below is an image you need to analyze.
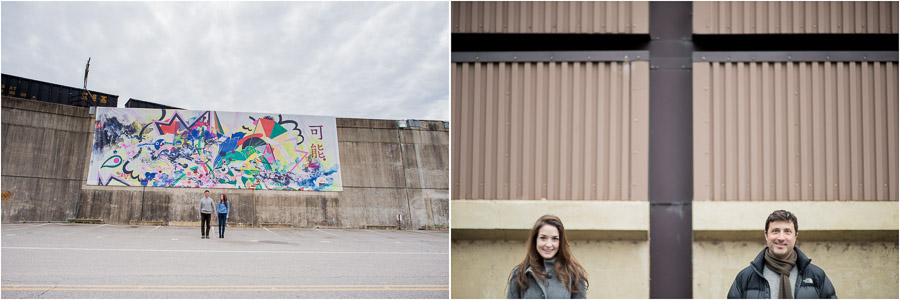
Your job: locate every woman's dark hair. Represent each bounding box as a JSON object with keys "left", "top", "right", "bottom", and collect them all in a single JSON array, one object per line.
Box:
[
  {"left": 513, "top": 215, "right": 588, "bottom": 294},
  {"left": 220, "top": 194, "right": 228, "bottom": 206}
]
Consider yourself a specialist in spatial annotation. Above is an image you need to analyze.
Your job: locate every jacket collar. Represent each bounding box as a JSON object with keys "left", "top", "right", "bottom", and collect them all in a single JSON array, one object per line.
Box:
[
  {"left": 751, "top": 247, "right": 811, "bottom": 274},
  {"left": 543, "top": 258, "right": 557, "bottom": 275},
  {"left": 524, "top": 258, "right": 557, "bottom": 274},
  {"left": 523, "top": 263, "right": 550, "bottom": 297}
]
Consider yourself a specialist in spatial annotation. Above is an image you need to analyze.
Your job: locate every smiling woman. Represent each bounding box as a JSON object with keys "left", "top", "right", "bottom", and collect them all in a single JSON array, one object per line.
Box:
[{"left": 506, "top": 215, "right": 588, "bottom": 299}]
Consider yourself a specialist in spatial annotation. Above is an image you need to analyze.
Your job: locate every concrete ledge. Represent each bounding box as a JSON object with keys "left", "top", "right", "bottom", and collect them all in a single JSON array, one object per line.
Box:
[
  {"left": 68, "top": 218, "right": 104, "bottom": 224},
  {"left": 452, "top": 229, "right": 648, "bottom": 241},
  {"left": 693, "top": 201, "right": 899, "bottom": 231},
  {"left": 260, "top": 223, "right": 293, "bottom": 228},
  {"left": 168, "top": 222, "right": 200, "bottom": 227},
  {"left": 2, "top": 96, "right": 90, "bottom": 118},
  {"left": 168, "top": 221, "right": 254, "bottom": 228},
  {"left": 13, "top": 221, "right": 68, "bottom": 224},
  {"left": 694, "top": 229, "right": 899, "bottom": 241},
  {"left": 364, "top": 225, "right": 399, "bottom": 230},
  {"left": 129, "top": 221, "right": 166, "bottom": 226},
  {"left": 693, "top": 201, "right": 899, "bottom": 241},
  {"left": 452, "top": 200, "right": 648, "bottom": 230},
  {"left": 80, "top": 185, "right": 144, "bottom": 191},
  {"left": 336, "top": 118, "right": 399, "bottom": 129},
  {"left": 451, "top": 200, "right": 648, "bottom": 240}
]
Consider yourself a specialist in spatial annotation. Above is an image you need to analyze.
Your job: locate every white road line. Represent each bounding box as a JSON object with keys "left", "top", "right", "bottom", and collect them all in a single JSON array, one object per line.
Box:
[
  {"left": 262, "top": 227, "right": 285, "bottom": 239},
  {"left": 138, "top": 226, "right": 161, "bottom": 237},
  {"left": 364, "top": 229, "right": 396, "bottom": 238},
  {"left": 314, "top": 228, "right": 339, "bottom": 237},
  {"left": 63, "top": 224, "right": 108, "bottom": 235},
  {"left": 64, "top": 224, "right": 109, "bottom": 235},
  {"left": 2, "top": 246, "right": 446, "bottom": 255},
  {"left": 2, "top": 223, "right": 52, "bottom": 231}
]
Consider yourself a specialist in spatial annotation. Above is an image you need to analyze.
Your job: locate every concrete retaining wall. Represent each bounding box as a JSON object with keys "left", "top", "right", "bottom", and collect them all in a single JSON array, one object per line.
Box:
[
  {"left": 452, "top": 239, "right": 649, "bottom": 299},
  {"left": 1, "top": 97, "right": 92, "bottom": 222},
  {"left": 693, "top": 240, "right": 899, "bottom": 299},
  {"left": 692, "top": 201, "right": 899, "bottom": 299},
  {"left": 450, "top": 200, "right": 651, "bottom": 298},
  {"left": 1, "top": 96, "right": 449, "bottom": 229}
]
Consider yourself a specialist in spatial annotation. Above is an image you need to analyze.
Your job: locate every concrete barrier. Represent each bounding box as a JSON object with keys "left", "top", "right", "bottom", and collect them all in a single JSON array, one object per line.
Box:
[{"left": 1, "top": 96, "right": 449, "bottom": 229}]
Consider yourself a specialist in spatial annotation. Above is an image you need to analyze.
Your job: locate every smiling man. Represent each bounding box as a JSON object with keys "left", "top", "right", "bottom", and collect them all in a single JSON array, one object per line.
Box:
[{"left": 727, "top": 210, "right": 837, "bottom": 299}]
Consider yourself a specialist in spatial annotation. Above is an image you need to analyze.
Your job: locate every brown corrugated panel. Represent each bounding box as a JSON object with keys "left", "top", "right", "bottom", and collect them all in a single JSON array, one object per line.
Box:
[
  {"left": 452, "top": 61, "right": 649, "bottom": 200},
  {"left": 451, "top": 1, "right": 649, "bottom": 34},
  {"left": 693, "top": 61, "right": 899, "bottom": 201},
  {"left": 693, "top": 1, "right": 899, "bottom": 34}
]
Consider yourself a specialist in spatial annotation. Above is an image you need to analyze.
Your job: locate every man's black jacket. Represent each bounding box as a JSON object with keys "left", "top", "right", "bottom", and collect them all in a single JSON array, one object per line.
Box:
[{"left": 727, "top": 247, "right": 837, "bottom": 299}]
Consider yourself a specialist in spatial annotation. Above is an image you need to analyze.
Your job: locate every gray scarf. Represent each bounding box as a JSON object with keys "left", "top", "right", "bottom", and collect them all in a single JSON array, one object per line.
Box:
[{"left": 764, "top": 248, "right": 797, "bottom": 299}]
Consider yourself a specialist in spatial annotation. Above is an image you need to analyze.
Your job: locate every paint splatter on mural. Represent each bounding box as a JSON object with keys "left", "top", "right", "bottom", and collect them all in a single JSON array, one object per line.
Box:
[{"left": 87, "top": 107, "right": 342, "bottom": 191}]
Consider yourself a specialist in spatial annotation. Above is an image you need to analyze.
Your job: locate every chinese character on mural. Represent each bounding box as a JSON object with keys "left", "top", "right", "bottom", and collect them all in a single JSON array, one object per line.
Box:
[{"left": 309, "top": 125, "right": 324, "bottom": 140}]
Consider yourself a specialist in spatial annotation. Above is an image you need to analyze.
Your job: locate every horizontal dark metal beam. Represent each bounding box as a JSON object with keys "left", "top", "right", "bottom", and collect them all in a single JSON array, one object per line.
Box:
[
  {"left": 693, "top": 51, "right": 898, "bottom": 62},
  {"left": 451, "top": 51, "right": 650, "bottom": 63},
  {"left": 452, "top": 33, "right": 650, "bottom": 52},
  {"left": 693, "top": 34, "right": 898, "bottom": 51}
]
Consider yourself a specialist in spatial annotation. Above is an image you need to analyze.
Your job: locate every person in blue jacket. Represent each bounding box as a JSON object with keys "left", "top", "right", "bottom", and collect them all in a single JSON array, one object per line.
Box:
[{"left": 217, "top": 194, "right": 230, "bottom": 239}]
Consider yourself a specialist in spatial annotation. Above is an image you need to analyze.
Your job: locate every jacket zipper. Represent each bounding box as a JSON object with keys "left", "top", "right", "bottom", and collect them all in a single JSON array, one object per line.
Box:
[{"left": 751, "top": 266, "right": 770, "bottom": 298}]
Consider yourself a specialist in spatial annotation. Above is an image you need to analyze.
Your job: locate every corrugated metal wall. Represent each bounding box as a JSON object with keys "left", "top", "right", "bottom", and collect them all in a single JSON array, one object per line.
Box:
[
  {"left": 693, "top": 1, "right": 899, "bottom": 34},
  {"left": 693, "top": 61, "right": 899, "bottom": 201},
  {"left": 452, "top": 61, "right": 649, "bottom": 200},
  {"left": 452, "top": 1, "right": 649, "bottom": 34}
]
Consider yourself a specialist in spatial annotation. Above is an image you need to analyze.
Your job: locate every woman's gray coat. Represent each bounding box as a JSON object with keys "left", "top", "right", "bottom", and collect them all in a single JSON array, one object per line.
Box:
[{"left": 506, "top": 259, "right": 586, "bottom": 299}]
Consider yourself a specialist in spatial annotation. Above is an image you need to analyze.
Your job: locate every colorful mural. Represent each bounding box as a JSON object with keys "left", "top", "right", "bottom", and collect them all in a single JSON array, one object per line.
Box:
[{"left": 88, "top": 107, "right": 342, "bottom": 191}]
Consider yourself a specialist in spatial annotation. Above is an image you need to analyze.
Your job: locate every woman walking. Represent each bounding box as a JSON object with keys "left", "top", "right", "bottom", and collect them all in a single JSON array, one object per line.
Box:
[
  {"left": 506, "top": 215, "right": 588, "bottom": 299},
  {"left": 217, "top": 194, "right": 230, "bottom": 238}
]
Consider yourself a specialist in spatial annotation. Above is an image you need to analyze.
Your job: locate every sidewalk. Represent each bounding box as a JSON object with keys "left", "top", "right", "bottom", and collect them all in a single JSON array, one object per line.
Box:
[{"left": 1, "top": 223, "right": 449, "bottom": 299}]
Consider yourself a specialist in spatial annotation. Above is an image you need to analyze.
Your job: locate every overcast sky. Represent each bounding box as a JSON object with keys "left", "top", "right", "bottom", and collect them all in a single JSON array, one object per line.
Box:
[{"left": 1, "top": 1, "right": 449, "bottom": 121}]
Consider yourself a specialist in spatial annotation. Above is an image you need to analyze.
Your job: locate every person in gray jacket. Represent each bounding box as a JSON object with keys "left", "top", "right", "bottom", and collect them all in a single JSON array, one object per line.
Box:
[
  {"left": 198, "top": 190, "right": 215, "bottom": 239},
  {"left": 727, "top": 210, "right": 837, "bottom": 299},
  {"left": 506, "top": 215, "right": 588, "bottom": 299}
]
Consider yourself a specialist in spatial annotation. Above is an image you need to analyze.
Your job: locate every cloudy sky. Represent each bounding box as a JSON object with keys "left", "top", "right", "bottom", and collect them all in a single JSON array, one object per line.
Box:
[{"left": 1, "top": 1, "right": 449, "bottom": 121}]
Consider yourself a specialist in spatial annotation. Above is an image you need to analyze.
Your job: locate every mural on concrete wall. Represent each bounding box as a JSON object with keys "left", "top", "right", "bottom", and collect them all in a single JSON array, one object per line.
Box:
[{"left": 87, "top": 107, "right": 342, "bottom": 191}]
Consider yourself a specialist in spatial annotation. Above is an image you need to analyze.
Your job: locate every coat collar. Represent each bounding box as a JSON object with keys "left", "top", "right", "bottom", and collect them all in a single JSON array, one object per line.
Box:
[
  {"left": 523, "top": 264, "right": 549, "bottom": 297},
  {"left": 751, "top": 247, "right": 811, "bottom": 274},
  {"left": 524, "top": 258, "right": 557, "bottom": 276}
]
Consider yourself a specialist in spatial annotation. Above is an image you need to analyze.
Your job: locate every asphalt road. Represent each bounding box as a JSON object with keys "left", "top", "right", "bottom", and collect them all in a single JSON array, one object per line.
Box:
[{"left": 1, "top": 223, "right": 448, "bottom": 299}]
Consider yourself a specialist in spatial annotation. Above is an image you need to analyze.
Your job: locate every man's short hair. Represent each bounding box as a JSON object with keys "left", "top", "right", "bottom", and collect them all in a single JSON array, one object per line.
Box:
[
  {"left": 765, "top": 210, "right": 798, "bottom": 233},
  {"left": 204, "top": 190, "right": 210, "bottom": 193}
]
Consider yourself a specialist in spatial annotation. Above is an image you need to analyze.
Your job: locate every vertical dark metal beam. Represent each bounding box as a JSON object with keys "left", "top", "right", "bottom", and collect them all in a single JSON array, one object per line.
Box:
[{"left": 648, "top": 2, "right": 693, "bottom": 298}]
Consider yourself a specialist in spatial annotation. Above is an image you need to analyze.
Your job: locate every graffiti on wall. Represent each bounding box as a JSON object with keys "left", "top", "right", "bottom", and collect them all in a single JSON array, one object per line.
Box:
[{"left": 87, "top": 107, "right": 342, "bottom": 191}]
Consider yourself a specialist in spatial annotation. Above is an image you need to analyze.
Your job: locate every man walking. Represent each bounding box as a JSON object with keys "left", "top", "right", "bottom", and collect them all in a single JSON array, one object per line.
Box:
[
  {"left": 198, "top": 190, "right": 215, "bottom": 239},
  {"left": 727, "top": 210, "right": 837, "bottom": 299}
]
